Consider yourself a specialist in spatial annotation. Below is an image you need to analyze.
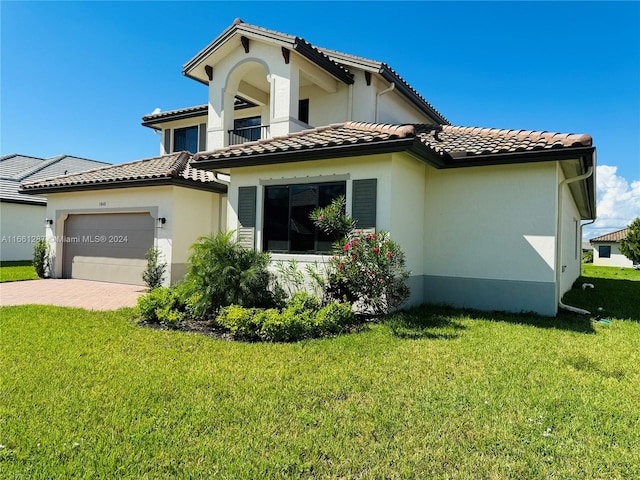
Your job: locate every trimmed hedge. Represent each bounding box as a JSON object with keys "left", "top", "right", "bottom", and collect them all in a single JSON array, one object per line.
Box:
[{"left": 217, "top": 292, "right": 355, "bottom": 342}]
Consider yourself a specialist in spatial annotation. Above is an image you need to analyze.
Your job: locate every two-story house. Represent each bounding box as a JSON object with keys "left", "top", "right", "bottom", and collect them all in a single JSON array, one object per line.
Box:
[{"left": 21, "top": 19, "right": 596, "bottom": 316}]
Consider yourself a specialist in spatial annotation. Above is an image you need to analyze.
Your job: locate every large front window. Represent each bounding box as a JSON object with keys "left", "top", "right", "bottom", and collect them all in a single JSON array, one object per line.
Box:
[{"left": 263, "top": 182, "right": 346, "bottom": 253}]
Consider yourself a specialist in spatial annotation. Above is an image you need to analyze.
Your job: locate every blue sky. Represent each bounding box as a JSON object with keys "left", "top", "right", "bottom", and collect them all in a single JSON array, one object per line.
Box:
[{"left": 2, "top": 1, "right": 639, "bottom": 238}]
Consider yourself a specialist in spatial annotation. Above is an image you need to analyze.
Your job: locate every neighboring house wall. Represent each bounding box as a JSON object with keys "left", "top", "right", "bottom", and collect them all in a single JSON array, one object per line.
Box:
[
  {"left": 592, "top": 243, "right": 633, "bottom": 267},
  {"left": 0, "top": 201, "right": 46, "bottom": 260},
  {"left": 45, "top": 186, "right": 222, "bottom": 285}
]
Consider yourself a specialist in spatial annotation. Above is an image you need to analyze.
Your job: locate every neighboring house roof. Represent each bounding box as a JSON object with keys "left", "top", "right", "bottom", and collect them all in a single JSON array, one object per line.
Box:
[
  {"left": 1, "top": 154, "right": 108, "bottom": 205},
  {"left": 19, "top": 152, "right": 228, "bottom": 195},
  {"left": 193, "top": 121, "right": 594, "bottom": 169},
  {"left": 182, "top": 19, "right": 449, "bottom": 125},
  {"left": 590, "top": 228, "right": 628, "bottom": 243}
]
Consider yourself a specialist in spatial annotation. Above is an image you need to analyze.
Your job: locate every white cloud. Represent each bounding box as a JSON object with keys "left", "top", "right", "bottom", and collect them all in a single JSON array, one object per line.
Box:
[
  {"left": 583, "top": 165, "right": 640, "bottom": 240},
  {"left": 152, "top": 107, "right": 161, "bottom": 115}
]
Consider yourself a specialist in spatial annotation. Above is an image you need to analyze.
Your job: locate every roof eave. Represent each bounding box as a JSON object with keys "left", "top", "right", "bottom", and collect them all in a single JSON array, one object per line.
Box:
[
  {"left": 19, "top": 177, "right": 227, "bottom": 196},
  {"left": 379, "top": 67, "right": 449, "bottom": 125},
  {"left": 194, "top": 137, "right": 416, "bottom": 170},
  {"left": 141, "top": 108, "right": 208, "bottom": 128}
]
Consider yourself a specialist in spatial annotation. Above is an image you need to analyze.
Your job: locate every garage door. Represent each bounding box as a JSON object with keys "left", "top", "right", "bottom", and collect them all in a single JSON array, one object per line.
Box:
[{"left": 63, "top": 213, "right": 155, "bottom": 285}]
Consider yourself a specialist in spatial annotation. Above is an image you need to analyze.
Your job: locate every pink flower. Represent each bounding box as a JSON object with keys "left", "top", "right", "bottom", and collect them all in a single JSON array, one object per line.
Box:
[
  {"left": 387, "top": 251, "right": 393, "bottom": 258},
  {"left": 317, "top": 215, "right": 324, "bottom": 220},
  {"left": 373, "top": 247, "right": 380, "bottom": 254},
  {"left": 343, "top": 244, "right": 350, "bottom": 251},
  {"left": 352, "top": 255, "right": 357, "bottom": 260},
  {"left": 338, "top": 263, "right": 344, "bottom": 270}
]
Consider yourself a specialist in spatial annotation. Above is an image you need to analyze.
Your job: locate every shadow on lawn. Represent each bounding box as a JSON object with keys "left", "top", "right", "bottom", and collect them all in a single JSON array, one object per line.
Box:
[
  {"left": 387, "top": 273, "right": 640, "bottom": 338},
  {"left": 387, "top": 304, "right": 596, "bottom": 338},
  {"left": 562, "top": 276, "right": 640, "bottom": 322},
  {"left": 385, "top": 306, "right": 468, "bottom": 339}
]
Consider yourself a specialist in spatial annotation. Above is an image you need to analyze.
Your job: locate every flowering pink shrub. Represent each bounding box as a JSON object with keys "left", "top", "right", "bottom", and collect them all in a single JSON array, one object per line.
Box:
[
  {"left": 325, "top": 231, "right": 410, "bottom": 315},
  {"left": 311, "top": 197, "right": 411, "bottom": 315}
]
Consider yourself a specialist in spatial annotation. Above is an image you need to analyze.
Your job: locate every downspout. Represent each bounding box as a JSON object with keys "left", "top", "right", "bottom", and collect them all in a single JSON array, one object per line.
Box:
[
  {"left": 347, "top": 84, "right": 353, "bottom": 121},
  {"left": 375, "top": 82, "right": 395, "bottom": 123},
  {"left": 556, "top": 165, "right": 594, "bottom": 315}
]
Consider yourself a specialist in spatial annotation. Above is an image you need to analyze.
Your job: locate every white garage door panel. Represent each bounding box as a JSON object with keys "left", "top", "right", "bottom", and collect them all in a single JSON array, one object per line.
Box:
[{"left": 63, "top": 213, "right": 154, "bottom": 285}]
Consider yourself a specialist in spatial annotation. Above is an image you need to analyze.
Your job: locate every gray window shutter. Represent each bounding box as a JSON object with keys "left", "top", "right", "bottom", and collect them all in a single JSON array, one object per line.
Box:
[
  {"left": 352, "top": 179, "right": 377, "bottom": 229},
  {"left": 238, "top": 186, "right": 257, "bottom": 248},
  {"left": 238, "top": 186, "right": 256, "bottom": 227},
  {"left": 198, "top": 123, "right": 207, "bottom": 152},
  {"left": 163, "top": 129, "right": 171, "bottom": 154}
]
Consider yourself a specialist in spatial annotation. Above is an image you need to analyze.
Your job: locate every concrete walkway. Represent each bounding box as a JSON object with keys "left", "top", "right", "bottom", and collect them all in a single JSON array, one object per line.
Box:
[{"left": 0, "top": 279, "right": 146, "bottom": 310}]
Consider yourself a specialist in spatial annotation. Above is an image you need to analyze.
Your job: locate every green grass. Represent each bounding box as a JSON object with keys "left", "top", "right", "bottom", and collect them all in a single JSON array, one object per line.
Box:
[
  {"left": 563, "top": 264, "right": 640, "bottom": 321},
  {"left": 0, "top": 260, "right": 39, "bottom": 282},
  {"left": 1, "top": 275, "right": 639, "bottom": 478}
]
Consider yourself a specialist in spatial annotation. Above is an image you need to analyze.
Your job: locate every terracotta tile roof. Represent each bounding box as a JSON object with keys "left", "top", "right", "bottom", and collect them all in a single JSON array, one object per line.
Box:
[
  {"left": 590, "top": 228, "right": 628, "bottom": 243},
  {"left": 193, "top": 121, "right": 593, "bottom": 167},
  {"left": 415, "top": 125, "right": 593, "bottom": 158},
  {"left": 20, "top": 152, "right": 227, "bottom": 194}
]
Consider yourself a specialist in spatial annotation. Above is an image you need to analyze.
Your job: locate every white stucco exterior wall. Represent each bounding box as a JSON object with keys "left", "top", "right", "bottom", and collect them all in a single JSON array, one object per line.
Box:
[
  {"left": 170, "top": 186, "right": 222, "bottom": 282},
  {"left": 557, "top": 165, "right": 584, "bottom": 298},
  {"left": 423, "top": 161, "right": 558, "bottom": 283},
  {"left": 0, "top": 202, "right": 47, "bottom": 261},
  {"left": 204, "top": 40, "right": 440, "bottom": 150}
]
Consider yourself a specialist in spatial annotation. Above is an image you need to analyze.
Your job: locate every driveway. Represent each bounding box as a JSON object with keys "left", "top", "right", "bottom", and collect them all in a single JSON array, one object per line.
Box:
[{"left": 0, "top": 279, "right": 146, "bottom": 310}]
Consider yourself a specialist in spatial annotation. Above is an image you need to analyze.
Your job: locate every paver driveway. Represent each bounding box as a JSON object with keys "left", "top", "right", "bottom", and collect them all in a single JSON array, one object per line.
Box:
[{"left": 0, "top": 279, "right": 145, "bottom": 310}]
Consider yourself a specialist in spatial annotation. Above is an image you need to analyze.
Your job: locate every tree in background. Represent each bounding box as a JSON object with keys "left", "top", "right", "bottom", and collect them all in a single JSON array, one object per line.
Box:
[{"left": 620, "top": 217, "right": 640, "bottom": 266}]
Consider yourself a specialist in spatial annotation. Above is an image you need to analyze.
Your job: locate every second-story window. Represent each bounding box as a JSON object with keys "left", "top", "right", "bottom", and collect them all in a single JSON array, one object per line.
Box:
[
  {"left": 174, "top": 126, "right": 199, "bottom": 153},
  {"left": 233, "top": 116, "right": 262, "bottom": 142}
]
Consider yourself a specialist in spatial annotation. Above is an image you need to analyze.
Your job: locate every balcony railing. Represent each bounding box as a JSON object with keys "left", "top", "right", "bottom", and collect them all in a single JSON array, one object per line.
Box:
[{"left": 228, "top": 125, "right": 270, "bottom": 146}]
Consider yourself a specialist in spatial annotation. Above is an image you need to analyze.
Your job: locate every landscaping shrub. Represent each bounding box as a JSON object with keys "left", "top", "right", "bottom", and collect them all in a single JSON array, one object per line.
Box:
[
  {"left": 216, "top": 293, "right": 355, "bottom": 342},
  {"left": 33, "top": 239, "right": 49, "bottom": 278},
  {"left": 309, "top": 195, "right": 354, "bottom": 241},
  {"left": 324, "top": 231, "right": 410, "bottom": 315},
  {"left": 142, "top": 246, "right": 166, "bottom": 290},
  {"left": 313, "top": 301, "right": 355, "bottom": 336},
  {"left": 311, "top": 198, "right": 411, "bottom": 315},
  {"left": 136, "top": 286, "right": 184, "bottom": 327},
  {"left": 182, "top": 231, "right": 282, "bottom": 319},
  {"left": 216, "top": 305, "right": 263, "bottom": 340}
]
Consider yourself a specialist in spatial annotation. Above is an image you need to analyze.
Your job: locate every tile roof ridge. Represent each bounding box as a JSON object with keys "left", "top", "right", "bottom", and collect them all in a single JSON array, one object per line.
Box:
[
  {"left": 443, "top": 125, "right": 593, "bottom": 147},
  {"left": 167, "top": 151, "right": 193, "bottom": 177},
  {"left": 292, "top": 36, "right": 353, "bottom": 79},
  {"left": 1, "top": 153, "right": 43, "bottom": 162},
  {"left": 318, "top": 46, "right": 383, "bottom": 67},
  {"left": 21, "top": 153, "right": 180, "bottom": 188},
  {"left": 344, "top": 121, "right": 415, "bottom": 138},
  {"left": 379, "top": 63, "right": 450, "bottom": 125}
]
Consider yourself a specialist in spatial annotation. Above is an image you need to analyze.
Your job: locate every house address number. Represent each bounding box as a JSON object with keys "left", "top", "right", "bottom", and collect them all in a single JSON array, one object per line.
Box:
[{"left": 99, "top": 202, "right": 107, "bottom": 206}]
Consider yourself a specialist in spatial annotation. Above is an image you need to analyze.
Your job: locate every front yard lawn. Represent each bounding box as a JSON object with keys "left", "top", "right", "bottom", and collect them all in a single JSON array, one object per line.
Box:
[
  {"left": 2, "top": 271, "right": 639, "bottom": 479},
  {"left": 0, "top": 260, "right": 38, "bottom": 282}
]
